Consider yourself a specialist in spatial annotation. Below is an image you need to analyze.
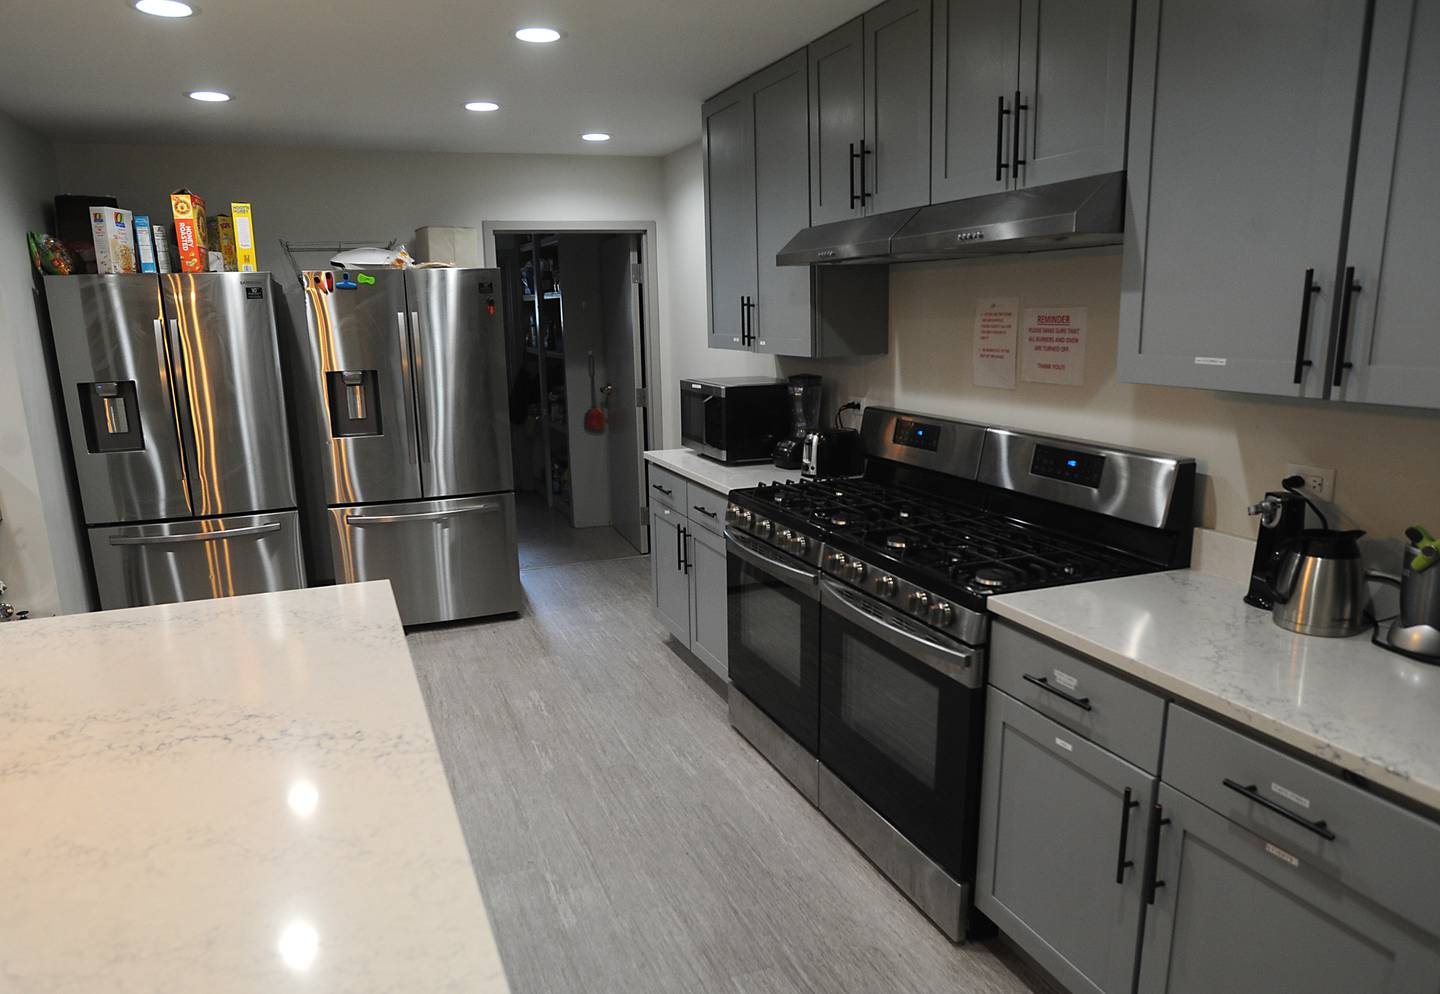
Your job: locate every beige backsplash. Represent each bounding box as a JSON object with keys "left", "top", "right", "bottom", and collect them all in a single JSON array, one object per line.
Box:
[{"left": 779, "top": 249, "right": 1440, "bottom": 542}]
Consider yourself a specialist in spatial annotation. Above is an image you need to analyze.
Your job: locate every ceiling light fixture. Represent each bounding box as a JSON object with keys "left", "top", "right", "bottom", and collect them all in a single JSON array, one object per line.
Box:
[
  {"left": 464, "top": 101, "right": 500, "bottom": 112},
  {"left": 581, "top": 132, "right": 611, "bottom": 142},
  {"left": 134, "top": 0, "right": 194, "bottom": 16},
  {"left": 188, "top": 90, "right": 231, "bottom": 102},
  {"left": 514, "top": 26, "right": 561, "bottom": 43}
]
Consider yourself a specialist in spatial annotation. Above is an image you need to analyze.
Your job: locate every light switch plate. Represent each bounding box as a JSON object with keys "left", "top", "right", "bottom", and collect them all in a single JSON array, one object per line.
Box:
[{"left": 1284, "top": 464, "right": 1336, "bottom": 502}]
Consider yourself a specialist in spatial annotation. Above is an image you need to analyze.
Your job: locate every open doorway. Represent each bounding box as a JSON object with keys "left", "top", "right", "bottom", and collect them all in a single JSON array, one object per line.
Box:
[{"left": 491, "top": 228, "right": 654, "bottom": 570}]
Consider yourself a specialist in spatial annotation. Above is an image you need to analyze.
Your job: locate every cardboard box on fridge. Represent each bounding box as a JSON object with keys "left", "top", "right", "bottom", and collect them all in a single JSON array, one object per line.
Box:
[
  {"left": 231, "top": 202, "right": 258, "bottom": 272},
  {"left": 206, "top": 214, "right": 237, "bottom": 271},
  {"left": 90, "top": 206, "right": 137, "bottom": 274},
  {"left": 134, "top": 215, "right": 157, "bottom": 273},
  {"left": 169, "top": 189, "right": 208, "bottom": 272}
]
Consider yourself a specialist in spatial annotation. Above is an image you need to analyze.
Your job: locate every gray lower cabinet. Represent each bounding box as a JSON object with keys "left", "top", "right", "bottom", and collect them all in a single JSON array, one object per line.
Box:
[
  {"left": 650, "top": 502, "right": 690, "bottom": 642},
  {"left": 1138, "top": 782, "right": 1440, "bottom": 994},
  {"left": 648, "top": 478, "right": 729, "bottom": 679},
  {"left": 686, "top": 524, "right": 728, "bottom": 678},
  {"left": 978, "top": 687, "right": 1153, "bottom": 994},
  {"left": 1332, "top": 0, "right": 1440, "bottom": 409}
]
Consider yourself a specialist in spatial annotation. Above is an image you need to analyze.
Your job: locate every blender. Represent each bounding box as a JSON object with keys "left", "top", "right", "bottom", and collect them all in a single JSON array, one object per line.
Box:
[{"left": 773, "top": 375, "right": 822, "bottom": 469}]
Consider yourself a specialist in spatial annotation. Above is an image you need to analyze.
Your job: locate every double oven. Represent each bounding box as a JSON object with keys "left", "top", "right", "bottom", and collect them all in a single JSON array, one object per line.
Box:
[{"left": 725, "top": 516, "right": 984, "bottom": 940}]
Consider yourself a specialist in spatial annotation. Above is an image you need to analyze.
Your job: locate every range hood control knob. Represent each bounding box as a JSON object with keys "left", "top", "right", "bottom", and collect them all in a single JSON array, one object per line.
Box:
[
  {"left": 909, "top": 591, "right": 930, "bottom": 615},
  {"left": 873, "top": 575, "right": 896, "bottom": 597},
  {"left": 928, "top": 602, "right": 954, "bottom": 628}
]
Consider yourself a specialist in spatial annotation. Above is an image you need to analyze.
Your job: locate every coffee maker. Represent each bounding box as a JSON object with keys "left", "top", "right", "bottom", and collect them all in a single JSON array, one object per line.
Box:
[
  {"left": 774, "top": 374, "right": 822, "bottom": 470},
  {"left": 1370, "top": 526, "right": 1440, "bottom": 662},
  {"left": 1244, "top": 482, "right": 1310, "bottom": 609}
]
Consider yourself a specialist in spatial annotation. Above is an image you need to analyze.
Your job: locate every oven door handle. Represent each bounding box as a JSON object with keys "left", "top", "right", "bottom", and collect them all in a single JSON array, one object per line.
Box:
[
  {"left": 820, "top": 579, "right": 981, "bottom": 686},
  {"left": 724, "top": 528, "right": 819, "bottom": 599}
]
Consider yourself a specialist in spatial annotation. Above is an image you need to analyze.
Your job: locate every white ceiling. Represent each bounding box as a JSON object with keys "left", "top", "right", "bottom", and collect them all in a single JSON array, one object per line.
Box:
[{"left": 2, "top": 0, "right": 873, "bottom": 157}]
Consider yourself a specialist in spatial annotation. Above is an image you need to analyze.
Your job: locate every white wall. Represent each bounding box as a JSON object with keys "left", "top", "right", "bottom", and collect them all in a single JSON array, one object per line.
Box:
[{"left": 0, "top": 113, "right": 90, "bottom": 616}]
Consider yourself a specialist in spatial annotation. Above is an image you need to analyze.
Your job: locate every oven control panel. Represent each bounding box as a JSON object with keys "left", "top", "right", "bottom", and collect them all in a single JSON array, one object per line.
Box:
[
  {"left": 821, "top": 547, "right": 985, "bottom": 645},
  {"left": 1030, "top": 444, "right": 1105, "bottom": 489},
  {"left": 892, "top": 418, "right": 941, "bottom": 452}
]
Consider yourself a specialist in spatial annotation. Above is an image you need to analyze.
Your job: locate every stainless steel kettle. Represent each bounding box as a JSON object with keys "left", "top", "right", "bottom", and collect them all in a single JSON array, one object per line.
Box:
[{"left": 1270, "top": 529, "right": 1369, "bottom": 637}]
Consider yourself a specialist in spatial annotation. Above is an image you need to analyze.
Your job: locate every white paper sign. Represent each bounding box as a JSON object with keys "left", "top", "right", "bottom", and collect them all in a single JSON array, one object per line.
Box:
[
  {"left": 1022, "top": 306, "right": 1087, "bottom": 386},
  {"left": 972, "top": 297, "right": 1018, "bottom": 389}
]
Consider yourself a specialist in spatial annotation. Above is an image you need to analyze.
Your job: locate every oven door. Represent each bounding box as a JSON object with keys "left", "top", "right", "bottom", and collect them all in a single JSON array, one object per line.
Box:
[
  {"left": 680, "top": 386, "right": 725, "bottom": 460},
  {"left": 818, "top": 578, "right": 984, "bottom": 879},
  {"left": 726, "top": 528, "right": 820, "bottom": 753}
]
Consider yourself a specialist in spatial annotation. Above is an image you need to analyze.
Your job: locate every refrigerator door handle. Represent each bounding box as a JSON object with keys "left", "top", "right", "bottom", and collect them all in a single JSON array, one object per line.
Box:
[
  {"left": 108, "top": 521, "right": 281, "bottom": 545},
  {"left": 156, "top": 318, "right": 193, "bottom": 497},
  {"left": 409, "top": 309, "right": 429, "bottom": 470},
  {"left": 345, "top": 502, "right": 501, "bottom": 526},
  {"left": 396, "top": 311, "right": 420, "bottom": 466}
]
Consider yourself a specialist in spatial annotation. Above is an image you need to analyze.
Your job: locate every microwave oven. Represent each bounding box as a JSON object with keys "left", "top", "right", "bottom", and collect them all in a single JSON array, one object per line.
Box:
[{"left": 679, "top": 377, "right": 790, "bottom": 464}]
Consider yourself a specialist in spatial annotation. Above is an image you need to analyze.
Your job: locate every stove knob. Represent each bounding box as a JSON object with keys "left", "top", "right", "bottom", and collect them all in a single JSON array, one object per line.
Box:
[
  {"left": 928, "top": 602, "right": 954, "bottom": 628},
  {"left": 755, "top": 519, "right": 773, "bottom": 539},
  {"left": 909, "top": 591, "right": 931, "bottom": 615},
  {"left": 849, "top": 562, "right": 867, "bottom": 583},
  {"left": 872, "top": 575, "right": 896, "bottom": 597},
  {"left": 779, "top": 529, "right": 795, "bottom": 550},
  {"left": 792, "top": 534, "right": 810, "bottom": 556},
  {"left": 739, "top": 509, "right": 754, "bottom": 527},
  {"left": 829, "top": 552, "right": 848, "bottom": 570}
]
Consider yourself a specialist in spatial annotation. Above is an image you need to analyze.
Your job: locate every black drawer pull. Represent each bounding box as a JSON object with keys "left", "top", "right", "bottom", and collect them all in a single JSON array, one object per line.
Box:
[
  {"left": 1115, "top": 787, "right": 1140, "bottom": 884},
  {"left": 1022, "top": 673, "right": 1092, "bottom": 711},
  {"left": 652, "top": 484, "right": 673, "bottom": 497},
  {"left": 1222, "top": 778, "right": 1336, "bottom": 841},
  {"left": 692, "top": 505, "right": 718, "bottom": 519}
]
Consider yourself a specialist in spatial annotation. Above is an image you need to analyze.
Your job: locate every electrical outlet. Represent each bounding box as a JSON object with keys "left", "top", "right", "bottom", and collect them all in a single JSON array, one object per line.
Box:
[{"left": 1284, "top": 464, "right": 1336, "bottom": 502}]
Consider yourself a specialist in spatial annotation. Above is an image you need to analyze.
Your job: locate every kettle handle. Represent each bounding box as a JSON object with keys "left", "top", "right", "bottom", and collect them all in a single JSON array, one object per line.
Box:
[{"left": 1366, "top": 570, "right": 1402, "bottom": 589}]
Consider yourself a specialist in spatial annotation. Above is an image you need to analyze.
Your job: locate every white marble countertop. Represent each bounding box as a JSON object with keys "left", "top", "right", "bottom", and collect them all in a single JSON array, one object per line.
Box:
[
  {"left": 0, "top": 582, "right": 509, "bottom": 994},
  {"left": 991, "top": 570, "right": 1440, "bottom": 813},
  {"left": 645, "top": 447, "right": 803, "bottom": 494}
]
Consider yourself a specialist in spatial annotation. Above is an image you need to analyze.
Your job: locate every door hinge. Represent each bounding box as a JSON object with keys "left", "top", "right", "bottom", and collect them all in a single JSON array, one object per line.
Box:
[
  {"left": 630, "top": 262, "right": 644, "bottom": 285},
  {"left": 634, "top": 387, "right": 648, "bottom": 407}
]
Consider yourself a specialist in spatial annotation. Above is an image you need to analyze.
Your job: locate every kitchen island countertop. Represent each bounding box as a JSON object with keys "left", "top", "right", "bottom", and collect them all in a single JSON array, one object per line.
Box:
[
  {"left": 0, "top": 582, "right": 509, "bottom": 994},
  {"left": 991, "top": 569, "right": 1440, "bottom": 814}
]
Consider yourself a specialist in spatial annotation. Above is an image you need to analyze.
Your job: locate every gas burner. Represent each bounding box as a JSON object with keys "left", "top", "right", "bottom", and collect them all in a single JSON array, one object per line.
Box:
[
  {"left": 885, "top": 533, "right": 911, "bottom": 552},
  {"left": 972, "top": 565, "right": 1022, "bottom": 589},
  {"left": 829, "top": 514, "right": 852, "bottom": 527}
]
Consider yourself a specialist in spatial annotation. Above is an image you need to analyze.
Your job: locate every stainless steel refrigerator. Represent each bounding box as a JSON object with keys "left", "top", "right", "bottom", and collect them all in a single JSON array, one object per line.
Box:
[
  {"left": 44, "top": 273, "right": 305, "bottom": 610},
  {"left": 290, "top": 267, "right": 521, "bottom": 625}
]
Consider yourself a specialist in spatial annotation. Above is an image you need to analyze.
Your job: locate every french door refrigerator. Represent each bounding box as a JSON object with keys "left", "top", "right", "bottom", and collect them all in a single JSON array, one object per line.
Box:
[
  {"left": 293, "top": 268, "right": 521, "bottom": 625},
  {"left": 44, "top": 273, "right": 305, "bottom": 610}
]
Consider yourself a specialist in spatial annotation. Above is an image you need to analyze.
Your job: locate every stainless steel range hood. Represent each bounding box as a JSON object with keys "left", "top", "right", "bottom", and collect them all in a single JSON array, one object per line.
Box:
[{"left": 776, "top": 171, "right": 1125, "bottom": 266}]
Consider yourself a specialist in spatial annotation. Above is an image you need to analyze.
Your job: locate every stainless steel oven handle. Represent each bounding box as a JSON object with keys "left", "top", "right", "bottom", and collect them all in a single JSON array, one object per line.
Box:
[
  {"left": 109, "top": 522, "right": 280, "bottom": 545},
  {"left": 346, "top": 502, "right": 499, "bottom": 525},
  {"left": 820, "top": 579, "right": 981, "bottom": 686},
  {"left": 724, "top": 528, "right": 820, "bottom": 599}
]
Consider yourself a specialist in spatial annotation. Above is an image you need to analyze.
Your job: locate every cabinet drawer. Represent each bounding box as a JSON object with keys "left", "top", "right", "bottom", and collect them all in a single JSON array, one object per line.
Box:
[
  {"left": 990, "top": 620, "right": 1166, "bottom": 773},
  {"left": 647, "top": 464, "right": 687, "bottom": 511},
  {"left": 686, "top": 483, "right": 727, "bottom": 535},
  {"left": 1164, "top": 705, "right": 1440, "bottom": 939}
]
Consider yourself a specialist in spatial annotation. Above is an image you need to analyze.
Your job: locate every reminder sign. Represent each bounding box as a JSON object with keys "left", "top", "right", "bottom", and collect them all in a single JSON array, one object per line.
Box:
[
  {"left": 1021, "top": 306, "right": 1087, "bottom": 386},
  {"left": 972, "top": 297, "right": 1018, "bottom": 389}
]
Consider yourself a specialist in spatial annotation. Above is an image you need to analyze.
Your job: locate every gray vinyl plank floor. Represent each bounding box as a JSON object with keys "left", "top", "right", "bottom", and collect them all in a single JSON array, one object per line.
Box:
[
  {"left": 515, "top": 491, "right": 640, "bottom": 571},
  {"left": 409, "top": 556, "right": 1051, "bottom": 994}
]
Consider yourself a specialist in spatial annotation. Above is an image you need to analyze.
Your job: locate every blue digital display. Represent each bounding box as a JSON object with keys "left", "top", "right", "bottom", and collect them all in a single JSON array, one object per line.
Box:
[
  {"left": 1066, "top": 458, "right": 1078, "bottom": 468},
  {"left": 916, "top": 430, "right": 925, "bottom": 436}
]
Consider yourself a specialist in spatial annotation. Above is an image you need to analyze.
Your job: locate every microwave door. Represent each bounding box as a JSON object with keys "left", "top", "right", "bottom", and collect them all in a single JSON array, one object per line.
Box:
[
  {"left": 405, "top": 269, "right": 512, "bottom": 499},
  {"left": 162, "top": 273, "right": 297, "bottom": 518},
  {"left": 44, "top": 274, "right": 191, "bottom": 524}
]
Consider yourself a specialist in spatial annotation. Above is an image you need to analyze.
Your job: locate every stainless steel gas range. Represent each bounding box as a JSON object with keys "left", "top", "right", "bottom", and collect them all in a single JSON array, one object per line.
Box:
[{"left": 722, "top": 407, "right": 1196, "bottom": 941}]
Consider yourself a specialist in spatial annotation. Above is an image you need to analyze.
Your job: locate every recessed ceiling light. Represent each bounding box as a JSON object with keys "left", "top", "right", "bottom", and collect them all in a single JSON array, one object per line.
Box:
[
  {"left": 514, "top": 26, "right": 561, "bottom": 43},
  {"left": 134, "top": 0, "right": 194, "bottom": 16},
  {"left": 581, "top": 132, "right": 611, "bottom": 142},
  {"left": 464, "top": 101, "right": 500, "bottom": 113},
  {"left": 188, "top": 90, "right": 231, "bottom": 102}
]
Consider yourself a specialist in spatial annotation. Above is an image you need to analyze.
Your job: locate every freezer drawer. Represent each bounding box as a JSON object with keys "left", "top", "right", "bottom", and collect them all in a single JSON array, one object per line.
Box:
[
  {"left": 89, "top": 510, "right": 305, "bottom": 610},
  {"left": 328, "top": 493, "right": 521, "bottom": 625}
]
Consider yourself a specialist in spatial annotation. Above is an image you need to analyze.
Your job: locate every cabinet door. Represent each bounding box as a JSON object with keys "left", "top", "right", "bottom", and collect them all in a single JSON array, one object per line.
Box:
[
  {"left": 687, "top": 524, "right": 729, "bottom": 679},
  {"left": 1334, "top": 0, "right": 1440, "bottom": 409},
  {"left": 977, "top": 689, "right": 1152, "bottom": 994},
  {"left": 752, "top": 51, "right": 815, "bottom": 357},
  {"left": 1118, "top": 0, "right": 1368, "bottom": 398},
  {"left": 1016, "top": 0, "right": 1131, "bottom": 189},
  {"left": 863, "top": 0, "right": 932, "bottom": 214},
  {"left": 702, "top": 81, "right": 758, "bottom": 351},
  {"left": 1138, "top": 784, "right": 1440, "bottom": 994},
  {"left": 650, "top": 505, "right": 691, "bottom": 643},
  {"left": 809, "top": 18, "right": 866, "bottom": 225},
  {"left": 931, "top": 0, "right": 1022, "bottom": 202}
]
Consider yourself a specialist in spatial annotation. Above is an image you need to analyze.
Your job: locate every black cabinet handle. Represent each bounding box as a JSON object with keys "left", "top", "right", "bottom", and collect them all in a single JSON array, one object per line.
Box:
[
  {"left": 744, "top": 296, "right": 756, "bottom": 346},
  {"left": 1142, "top": 802, "right": 1170, "bottom": 905},
  {"left": 849, "top": 142, "right": 860, "bottom": 209},
  {"left": 652, "top": 484, "right": 673, "bottom": 497},
  {"left": 1011, "top": 90, "right": 1028, "bottom": 180},
  {"left": 995, "top": 96, "right": 1010, "bottom": 181},
  {"left": 1221, "top": 778, "right": 1336, "bottom": 840},
  {"left": 1331, "top": 267, "right": 1361, "bottom": 387},
  {"left": 859, "top": 138, "right": 872, "bottom": 206},
  {"left": 681, "top": 527, "right": 691, "bottom": 574},
  {"left": 1292, "top": 268, "right": 1321, "bottom": 384},
  {"left": 693, "top": 505, "right": 718, "bottom": 519},
  {"left": 676, "top": 523, "right": 684, "bottom": 572},
  {"left": 1115, "top": 787, "right": 1140, "bottom": 884},
  {"left": 1022, "top": 673, "right": 1092, "bottom": 711}
]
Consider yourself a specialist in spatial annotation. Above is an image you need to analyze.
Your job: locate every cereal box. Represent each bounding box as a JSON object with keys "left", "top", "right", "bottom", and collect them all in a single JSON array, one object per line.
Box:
[
  {"left": 134, "top": 215, "right": 157, "bottom": 273},
  {"left": 206, "top": 214, "right": 238, "bottom": 272},
  {"left": 90, "top": 207, "right": 137, "bottom": 274},
  {"left": 169, "top": 189, "right": 209, "bottom": 273},
  {"left": 230, "top": 202, "right": 257, "bottom": 272},
  {"left": 153, "top": 224, "right": 172, "bottom": 273}
]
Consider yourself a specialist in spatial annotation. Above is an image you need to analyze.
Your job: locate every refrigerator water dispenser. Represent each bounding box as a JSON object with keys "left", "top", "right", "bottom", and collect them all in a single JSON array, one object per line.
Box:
[{"left": 78, "top": 381, "right": 144, "bottom": 452}]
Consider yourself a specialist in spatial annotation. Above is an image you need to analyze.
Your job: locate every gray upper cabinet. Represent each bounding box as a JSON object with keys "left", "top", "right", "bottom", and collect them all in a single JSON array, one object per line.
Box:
[
  {"left": 1016, "top": 0, "right": 1131, "bottom": 189},
  {"left": 1138, "top": 783, "right": 1440, "bottom": 994},
  {"left": 1118, "top": 0, "right": 1372, "bottom": 399},
  {"left": 863, "top": 0, "right": 933, "bottom": 214},
  {"left": 702, "top": 81, "right": 758, "bottom": 351},
  {"left": 808, "top": 19, "right": 866, "bottom": 225},
  {"left": 752, "top": 52, "right": 815, "bottom": 357},
  {"left": 977, "top": 688, "right": 1153, "bottom": 994},
  {"left": 1332, "top": 0, "right": 1440, "bottom": 410},
  {"left": 931, "top": 0, "right": 1022, "bottom": 202}
]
